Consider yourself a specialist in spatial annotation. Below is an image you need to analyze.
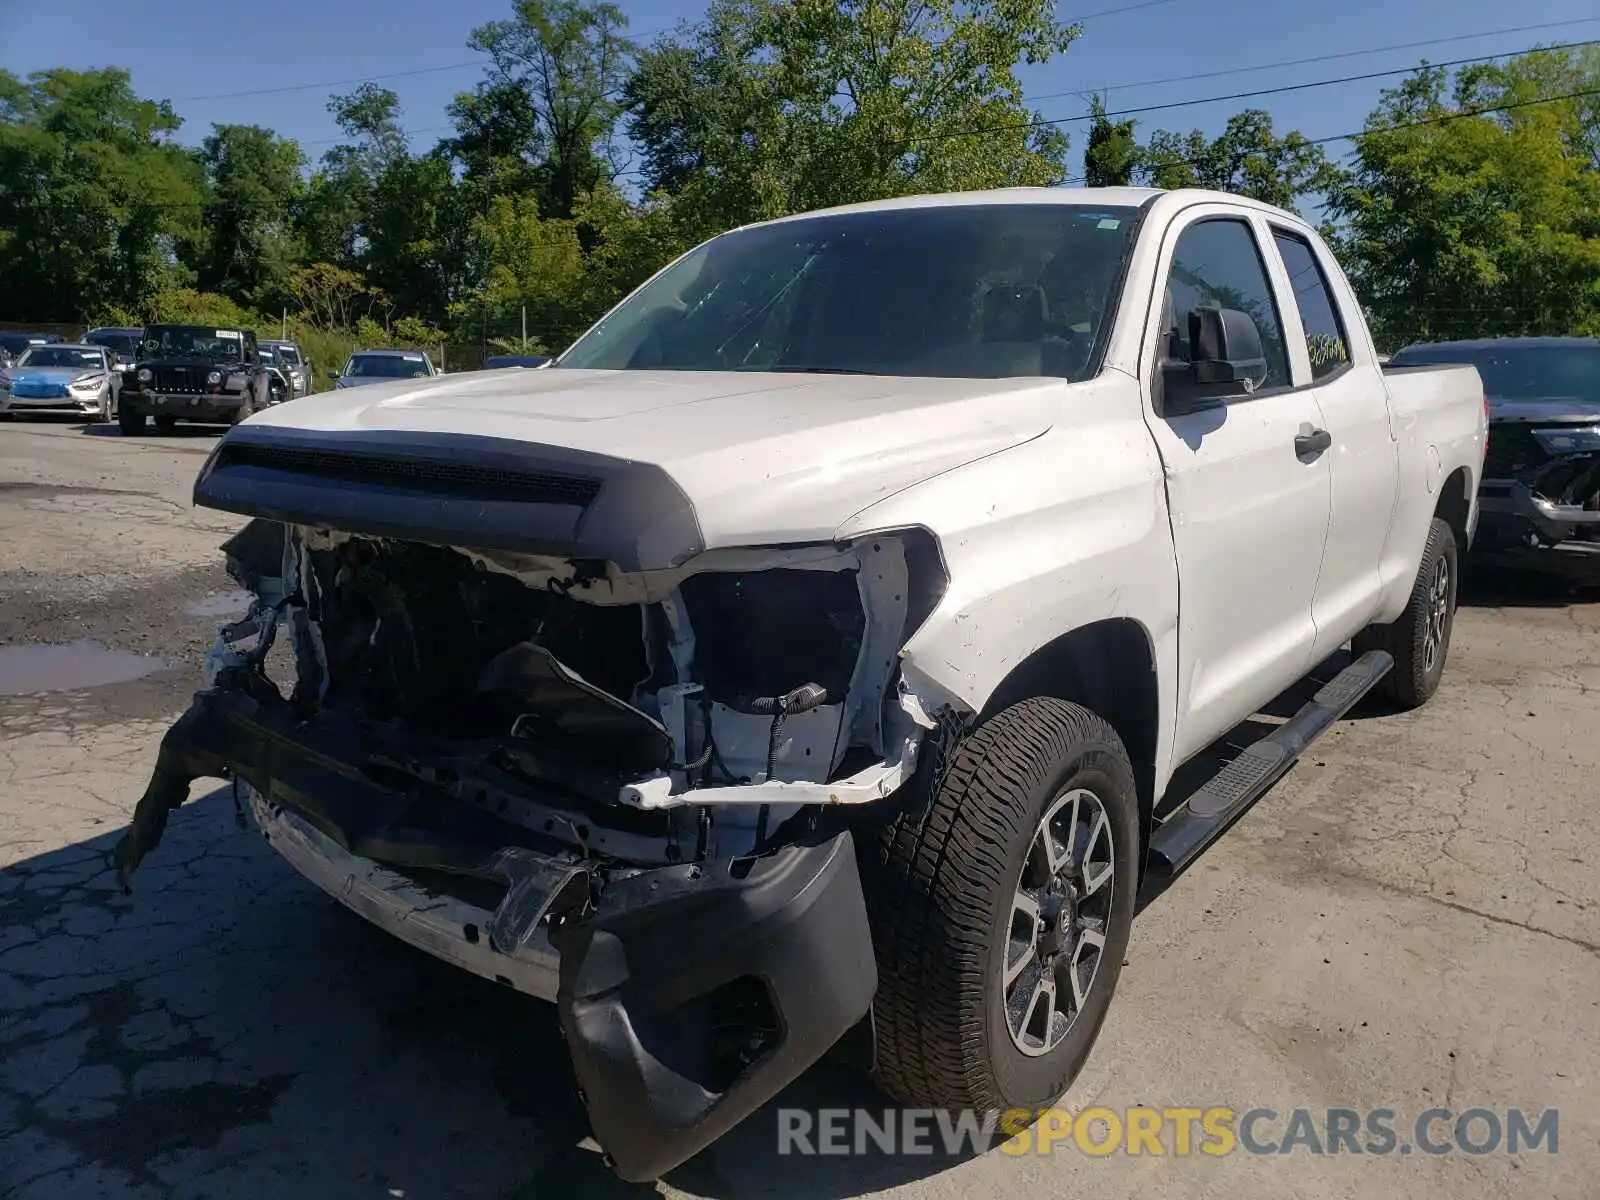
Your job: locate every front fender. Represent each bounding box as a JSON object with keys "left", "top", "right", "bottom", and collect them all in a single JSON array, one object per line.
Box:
[{"left": 838, "top": 375, "right": 1183, "bottom": 796}]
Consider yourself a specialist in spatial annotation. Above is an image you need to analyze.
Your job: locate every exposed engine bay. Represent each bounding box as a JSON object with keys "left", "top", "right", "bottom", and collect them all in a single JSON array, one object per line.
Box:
[{"left": 114, "top": 518, "right": 947, "bottom": 890}]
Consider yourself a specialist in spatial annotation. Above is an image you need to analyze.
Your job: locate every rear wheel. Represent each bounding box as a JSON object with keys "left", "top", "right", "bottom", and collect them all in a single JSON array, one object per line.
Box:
[
  {"left": 864, "top": 697, "right": 1140, "bottom": 1116},
  {"left": 118, "top": 409, "right": 146, "bottom": 436},
  {"left": 1354, "top": 516, "right": 1459, "bottom": 709}
]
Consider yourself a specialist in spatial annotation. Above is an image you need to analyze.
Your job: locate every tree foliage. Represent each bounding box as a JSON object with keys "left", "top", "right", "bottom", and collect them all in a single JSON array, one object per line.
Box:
[
  {"left": 1330, "top": 48, "right": 1600, "bottom": 346},
  {"left": 0, "top": 68, "right": 201, "bottom": 321},
  {"left": 4, "top": 7, "right": 1598, "bottom": 362},
  {"left": 1133, "top": 109, "right": 1342, "bottom": 211},
  {"left": 626, "top": 0, "right": 1078, "bottom": 239}
]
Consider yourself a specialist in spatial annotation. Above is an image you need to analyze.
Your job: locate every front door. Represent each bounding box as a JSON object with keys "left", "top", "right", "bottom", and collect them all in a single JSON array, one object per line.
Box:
[{"left": 1139, "top": 209, "right": 1334, "bottom": 763}]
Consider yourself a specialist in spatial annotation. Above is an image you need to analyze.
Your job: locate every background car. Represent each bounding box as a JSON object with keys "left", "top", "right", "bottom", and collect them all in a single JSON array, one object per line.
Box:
[
  {"left": 0, "top": 330, "right": 62, "bottom": 368},
  {"left": 0, "top": 342, "right": 119, "bottom": 422},
  {"left": 254, "top": 344, "right": 296, "bottom": 404},
  {"left": 484, "top": 353, "right": 549, "bottom": 369},
  {"left": 259, "top": 338, "right": 311, "bottom": 396},
  {"left": 330, "top": 349, "right": 438, "bottom": 388},
  {"left": 1387, "top": 336, "right": 1600, "bottom": 578},
  {"left": 81, "top": 326, "right": 145, "bottom": 371}
]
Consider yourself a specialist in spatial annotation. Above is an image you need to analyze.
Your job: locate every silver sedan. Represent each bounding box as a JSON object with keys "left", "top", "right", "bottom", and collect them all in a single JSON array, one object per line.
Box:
[{"left": 0, "top": 343, "right": 120, "bottom": 422}]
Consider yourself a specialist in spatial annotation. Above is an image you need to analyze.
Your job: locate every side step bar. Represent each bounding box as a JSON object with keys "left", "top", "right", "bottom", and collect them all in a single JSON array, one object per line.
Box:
[{"left": 1147, "top": 649, "right": 1393, "bottom": 876}]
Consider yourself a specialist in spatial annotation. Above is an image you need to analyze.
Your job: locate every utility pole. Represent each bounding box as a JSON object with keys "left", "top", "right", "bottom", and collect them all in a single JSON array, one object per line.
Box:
[
  {"left": 521, "top": 304, "right": 527, "bottom": 350},
  {"left": 281, "top": 308, "right": 286, "bottom": 339}
]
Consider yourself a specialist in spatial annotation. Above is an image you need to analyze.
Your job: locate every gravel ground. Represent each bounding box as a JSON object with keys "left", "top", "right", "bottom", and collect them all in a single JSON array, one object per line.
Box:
[{"left": 1, "top": 418, "right": 1596, "bottom": 1200}]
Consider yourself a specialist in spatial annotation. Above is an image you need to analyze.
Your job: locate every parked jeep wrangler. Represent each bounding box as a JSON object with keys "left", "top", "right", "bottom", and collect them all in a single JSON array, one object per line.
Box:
[{"left": 118, "top": 324, "right": 271, "bottom": 435}]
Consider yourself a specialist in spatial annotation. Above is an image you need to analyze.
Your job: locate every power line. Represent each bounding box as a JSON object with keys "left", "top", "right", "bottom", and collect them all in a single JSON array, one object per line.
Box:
[
  {"left": 1063, "top": 0, "right": 1181, "bottom": 21},
  {"left": 171, "top": 23, "right": 676, "bottom": 104},
  {"left": 303, "top": 32, "right": 1600, "bottom": 154},
  {"left": 174, "top": 62, "right": 487, "bottom": 103},
  {"left": 1037, "top": 16, "right": 1600, "bottom": 102},
  {"left": 124, "top": 81, "right": 1600, "bottom": 210},
  {"left": 903, "top": 37, "right": 1600, "bottom": 144},
  {"left": 1059, "top": 84, "right": 1600, "bottom": 183}
]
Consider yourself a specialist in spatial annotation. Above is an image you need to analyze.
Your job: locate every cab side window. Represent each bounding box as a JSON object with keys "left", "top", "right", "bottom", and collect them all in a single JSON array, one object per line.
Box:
[
  {"left": 1164, "top": 218, "right": 1290, "bottom": 392},
  {"left": 1272, "top": 230, "right": 1351, "bottom": 380}
]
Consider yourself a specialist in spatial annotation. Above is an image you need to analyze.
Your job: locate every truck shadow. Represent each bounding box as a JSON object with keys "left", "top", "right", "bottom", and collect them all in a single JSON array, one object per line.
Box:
[
  {"left": 0, "top": 790, "right": 982, "bottom": 1199},
  {"left": 1459, "top": 564, "right": 1599, "bottom": 609},
  {"left": 3, "top": 628, "right": 1488, "bottom": 1196}
]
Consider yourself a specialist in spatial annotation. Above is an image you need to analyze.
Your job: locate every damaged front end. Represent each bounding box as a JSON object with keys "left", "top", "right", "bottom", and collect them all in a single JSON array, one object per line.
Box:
[
  {"left": 1476, "top": 416, "right": 1600, "bottom": 578},
  {"left": 115, "top": 512, "right": 949, "bottom": 1181}
]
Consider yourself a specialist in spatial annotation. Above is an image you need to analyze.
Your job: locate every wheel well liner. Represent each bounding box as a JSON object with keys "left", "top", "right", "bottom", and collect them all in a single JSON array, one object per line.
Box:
[
  {"left": 978, "top": 618, "right": 1160, "bottom": 865},
  {"left": 1436, "top": 466, "right": 1472, "bottom": 552}
]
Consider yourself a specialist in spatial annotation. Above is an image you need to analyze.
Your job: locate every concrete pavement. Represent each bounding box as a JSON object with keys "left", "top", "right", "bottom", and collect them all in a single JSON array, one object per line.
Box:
[{"left": 2, "top": 419, "right": 1595, "bottom": 1199}]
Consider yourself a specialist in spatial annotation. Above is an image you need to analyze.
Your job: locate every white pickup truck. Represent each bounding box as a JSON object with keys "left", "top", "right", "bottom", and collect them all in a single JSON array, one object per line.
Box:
[{"left": 115, "top": 187, "right": 1486, "bottom": 1181}]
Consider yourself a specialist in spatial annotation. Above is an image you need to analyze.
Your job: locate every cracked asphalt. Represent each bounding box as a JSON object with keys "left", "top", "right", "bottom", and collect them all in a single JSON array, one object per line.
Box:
[{"left": 2, "top": 419, "right": 1597, "bottom": 1199}]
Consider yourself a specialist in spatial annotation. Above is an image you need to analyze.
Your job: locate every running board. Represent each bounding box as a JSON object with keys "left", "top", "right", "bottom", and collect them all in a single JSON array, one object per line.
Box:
[{"left": 1147, "top": 649, "right": 1393, "bottom": 876}]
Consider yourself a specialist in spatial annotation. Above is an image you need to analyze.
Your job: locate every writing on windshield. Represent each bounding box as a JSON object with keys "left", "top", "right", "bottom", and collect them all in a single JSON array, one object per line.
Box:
[
  {"left": 18, "top": 347, "right": 103, "bottom": 369},
  {"left": 143, "top": 327, "right": 246, "bottom": 361}
]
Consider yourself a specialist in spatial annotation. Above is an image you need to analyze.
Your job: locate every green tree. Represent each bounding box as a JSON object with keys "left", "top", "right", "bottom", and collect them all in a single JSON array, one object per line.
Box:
[
  {"left": 297, "top": 84, "right": 409, "bottom": 268},
  {"left": 625, "top": 0, "right": 1080, "bottom": 238},
  {"left": 449, "top": 194, "right": 587, "bottom": 350},
  {"left": 1135, "top": 109, "right": 1342, "bottom": 211},
  {"left": 467, "top": 0, "right": 635, "bottom": 220},
  {"left": 1329, "top": 49, "right": 1600, "bottom": 346},
  {"left": 0, "top": 68, "right": 202, "bottom": 321},
  {"left": 196, "top": 124, "right": 305, "bottom": 313},
  {"left": 1083, "top": 94, "right": 1139, "bottom": 187},
  {"left": 363, "top": 151, "right": 473, "bottom": 325}
]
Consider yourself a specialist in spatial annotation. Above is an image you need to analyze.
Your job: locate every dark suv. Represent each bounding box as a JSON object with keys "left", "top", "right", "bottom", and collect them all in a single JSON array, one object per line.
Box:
[
  {"left": 1388, "top": 336, "right": 1600, "bottom": 579},
  {"left": 118, "top": 324, "right": 271, "bottom": 435}
]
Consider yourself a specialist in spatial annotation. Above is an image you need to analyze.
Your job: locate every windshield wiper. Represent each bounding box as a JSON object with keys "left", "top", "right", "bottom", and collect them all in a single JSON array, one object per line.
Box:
[{"left": 740, "top": 365, "right": 880, "bottom": 375}]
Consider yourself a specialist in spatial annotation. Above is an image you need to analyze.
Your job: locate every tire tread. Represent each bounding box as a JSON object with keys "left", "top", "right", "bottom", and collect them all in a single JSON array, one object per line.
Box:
[{"left": 866, "top": 697, "right": 1133, "bottom": 1111}]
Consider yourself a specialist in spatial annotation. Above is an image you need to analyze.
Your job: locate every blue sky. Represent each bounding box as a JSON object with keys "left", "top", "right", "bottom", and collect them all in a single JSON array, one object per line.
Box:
[{"left": 2, "top": 0, "right": 1597, "bottom": 181}]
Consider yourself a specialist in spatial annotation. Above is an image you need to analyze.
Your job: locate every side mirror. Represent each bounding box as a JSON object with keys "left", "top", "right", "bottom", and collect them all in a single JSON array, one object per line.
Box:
[
  {"left": 1158, "top": 306, "right": 1268, "bottom": 415},
  {"left": 326, "top": 370, "right": 339, "bottom": 381}
]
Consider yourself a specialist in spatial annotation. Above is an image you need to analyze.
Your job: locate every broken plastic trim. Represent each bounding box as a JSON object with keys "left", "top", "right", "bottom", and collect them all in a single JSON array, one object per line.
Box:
[{"left": 617, "top": 684, "right": 936, "bottom": 810}]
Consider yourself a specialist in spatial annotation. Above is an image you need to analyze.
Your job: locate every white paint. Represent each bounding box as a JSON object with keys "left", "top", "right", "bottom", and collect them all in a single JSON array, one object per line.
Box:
[{"left": 241, "top": 185, "right": 1485, "bottom": 820}]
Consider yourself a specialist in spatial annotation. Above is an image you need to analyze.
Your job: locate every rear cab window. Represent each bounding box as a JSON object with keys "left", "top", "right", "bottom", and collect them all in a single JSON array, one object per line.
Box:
[{"left": 1270, "top": 230, "right": 1352, "bottom": 381}]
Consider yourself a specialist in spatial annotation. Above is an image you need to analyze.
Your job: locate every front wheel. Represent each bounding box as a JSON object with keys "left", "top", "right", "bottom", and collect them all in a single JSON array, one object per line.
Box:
[
  {"left": 1354, "top": 516, "right": 1459, "bottom": 709},
  {"left": 153, "top": 415, "right": 178, "bottom": 434},
  {"left": 864, "top": 697, "right": 1140, "bottom": 1116},
  {"left": 118, "top": 409, "right": 147, "bottom": 436}
]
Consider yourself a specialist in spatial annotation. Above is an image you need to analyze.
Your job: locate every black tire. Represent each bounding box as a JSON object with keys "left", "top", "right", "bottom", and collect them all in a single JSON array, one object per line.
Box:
[
  {"left": 864, "top": 697, "right": 1140, "bottom": 1115},
  {"left": 118, "top": 409, "right": 146, "bottom": 436},
  {"left": 153, "top": 415, "right": 178, "bottom": 434},
  {"left": 1354, "top": 516, "right": 1459, "bottom": 709}
]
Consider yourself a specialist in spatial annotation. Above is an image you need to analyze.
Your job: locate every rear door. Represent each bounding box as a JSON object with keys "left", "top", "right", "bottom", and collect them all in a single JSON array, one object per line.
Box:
[
  {"left": 1265, "top": 225, "right": 1401, "bottom": 660},
  {"left": 1138, "top": 205, "right": 1335, "bottom": 762}
]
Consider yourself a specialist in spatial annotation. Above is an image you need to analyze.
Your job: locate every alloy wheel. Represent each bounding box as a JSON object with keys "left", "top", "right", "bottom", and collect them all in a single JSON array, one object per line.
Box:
[
  {"left": 1003, "top": 787, "right": 1116, "bottom": 1057},
  {"left": 1423, "top": 554, "right": 1451, "bottom": 674}
]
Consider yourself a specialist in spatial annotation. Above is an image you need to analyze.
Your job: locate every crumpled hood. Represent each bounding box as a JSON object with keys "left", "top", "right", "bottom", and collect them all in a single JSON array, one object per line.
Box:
[
  {"left": 1488, "top": 397, "right": 1600, "bottom": 424},
  {"left": 223, "top": 367, "right": 1063, "bottom": 553}
]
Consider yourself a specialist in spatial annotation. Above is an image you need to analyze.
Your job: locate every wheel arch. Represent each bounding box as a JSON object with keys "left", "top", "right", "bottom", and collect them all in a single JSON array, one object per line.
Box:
[
  {"left": 1435, "top": 465, "right": 1472, "bottom": 555},
  {"left": 976, "top": 618, "right": 1161, "bottom": 869}
]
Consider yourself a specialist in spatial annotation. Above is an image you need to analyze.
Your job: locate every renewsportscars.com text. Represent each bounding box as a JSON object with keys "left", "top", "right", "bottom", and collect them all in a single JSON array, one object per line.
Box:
[{"left": 776, "top": 1106, "right": 1559, "bottom": 1158}]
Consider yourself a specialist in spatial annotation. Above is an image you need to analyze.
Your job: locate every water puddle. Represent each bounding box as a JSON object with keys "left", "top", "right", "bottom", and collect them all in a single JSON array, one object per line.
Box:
[
  {"left": 0, "top": 641, "right": 169, "bottom": 697},
  {"left": 186, "top": 589, "right": 255, "bottom": 619}
]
